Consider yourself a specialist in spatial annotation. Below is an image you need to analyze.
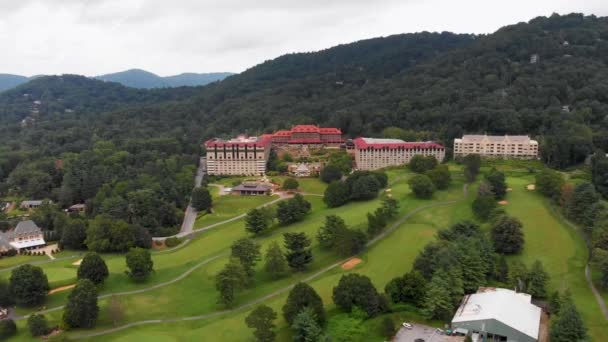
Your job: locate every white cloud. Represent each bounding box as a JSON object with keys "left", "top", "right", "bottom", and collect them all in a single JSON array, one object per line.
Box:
[{"left": 0, "top": 0, "right": 606, "bottom": 76}]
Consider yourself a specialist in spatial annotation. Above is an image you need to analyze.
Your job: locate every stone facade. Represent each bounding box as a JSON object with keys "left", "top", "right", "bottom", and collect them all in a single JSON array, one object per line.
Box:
[
  {"left": 453, "top": 135, "right": 538, "bottom": 159},
  {"left": 353, "top": 137, "right": 446, "bottom": 171}
]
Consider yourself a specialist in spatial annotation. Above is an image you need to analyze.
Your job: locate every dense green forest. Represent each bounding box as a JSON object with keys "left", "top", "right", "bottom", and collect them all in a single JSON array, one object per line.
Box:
[{"left": 1, "top": 13, "right": 608, "bottom": 239}]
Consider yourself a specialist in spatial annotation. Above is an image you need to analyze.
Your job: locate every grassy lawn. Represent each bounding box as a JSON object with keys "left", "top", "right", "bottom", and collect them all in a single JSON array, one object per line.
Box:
[
  {"left": 194, "top": 194, "right": 278, "bottom": 229},
  {"left": 6, "top": 166, "right": 607, "bottom": 341},
  {"left": 503, "top": 176, "right": 608, "bottom": 341},
  {"left": 270, "top": 176, "right": 328, "bottom": 194},
  {"left": 81, "top": 178, "right": 470, "bottom": 341}
]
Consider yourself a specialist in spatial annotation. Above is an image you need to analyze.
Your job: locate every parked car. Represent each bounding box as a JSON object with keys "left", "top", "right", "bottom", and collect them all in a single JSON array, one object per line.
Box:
[{"left": 402, "top": 322, "right": 413, "bottom": 329}]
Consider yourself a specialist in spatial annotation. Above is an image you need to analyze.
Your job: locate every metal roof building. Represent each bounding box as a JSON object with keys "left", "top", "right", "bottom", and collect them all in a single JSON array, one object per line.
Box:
[{"left": 451, "top": 288, "right": 541, "bottom": 342}]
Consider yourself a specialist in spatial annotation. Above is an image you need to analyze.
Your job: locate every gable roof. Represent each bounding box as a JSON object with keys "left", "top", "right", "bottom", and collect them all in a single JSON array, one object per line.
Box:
[
  {"left": 452, "top": 288, "right": 541, "bottom": 340},
  {"left": 15, "top": 220, "right": 41, "bottom": 234}
]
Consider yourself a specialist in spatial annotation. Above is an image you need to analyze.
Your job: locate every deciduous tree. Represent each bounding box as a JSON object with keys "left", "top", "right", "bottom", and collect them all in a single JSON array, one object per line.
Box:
[
  {"left": 125, "top": 247, "right": 154, "bottom": 282},
  {"left": 491, "top": 215, "right": 524, "bottom": 254},
  {"left": 245, "top": 305, "right": 278, "bottom": 342},
  {"left": 9, "top": 264, "right": 49, "bottom": 307},
  {"left": 215, "top": 260, "right": 247, "bottom": 307},
  {"left": 282, "top": 282, "right": 325, "bottom": 325},
  {"left": 264, "top": 241, "right": 288, "bottom": 279},
  {"left": 63, "top": 279, "right": 99, "bottom": 329},
  {"left": 231, "top": 238, "right": 261, "bottom": 279},
  {"left": 77, "top": 252, "right": 109, "bottom": 285}
]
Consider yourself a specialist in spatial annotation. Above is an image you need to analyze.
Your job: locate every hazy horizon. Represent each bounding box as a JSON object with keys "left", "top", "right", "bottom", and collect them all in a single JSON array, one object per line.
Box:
[{"left": 1, "top": 0, "right": 607, "bottom": 77}]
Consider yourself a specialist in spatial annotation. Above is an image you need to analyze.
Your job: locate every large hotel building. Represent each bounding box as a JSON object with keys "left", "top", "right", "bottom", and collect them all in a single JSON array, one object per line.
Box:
[
  {"left": 205, "top": 135, "right": 272, "bottom": 176},
  {"left": 353, "top": 138, "right": 446, "bottom": 171},
  {"left": 453, "top": 135, "right": 539, "bottom": 159},
  {"left": 271, "top": 125, "right": 344, "bottom": 147}
]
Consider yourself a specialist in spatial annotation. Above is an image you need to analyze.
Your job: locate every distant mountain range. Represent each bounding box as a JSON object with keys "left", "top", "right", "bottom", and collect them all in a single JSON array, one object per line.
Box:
[
  {"left": 0, "top": 69, "right": 234, "bottom": 92},
  {"left": 95, "top": 69, "right": 234, "bottom": 89},
  {"left": 0, "top": 74, "right": 30, "bottom": 92}
]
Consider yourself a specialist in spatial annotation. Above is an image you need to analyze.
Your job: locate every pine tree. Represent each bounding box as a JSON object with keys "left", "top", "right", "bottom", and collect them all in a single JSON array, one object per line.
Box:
[
  {"left": 485, "top": 168, "right": 507, "bottom": 200},
  {"left": 284, "top": 232, "right": 313, "bottom": 271},
  {"left": 317, "top": 215, "right": 348, "bottom": 249},
  {"left": 550, "top": 292, "right": 587, "bottom": 342},
  {"left": 292, "top": 307, "right": 324, "bottom": 342},
  {"left": 527, "top": 260, "right": 549, "bottom": 299}
]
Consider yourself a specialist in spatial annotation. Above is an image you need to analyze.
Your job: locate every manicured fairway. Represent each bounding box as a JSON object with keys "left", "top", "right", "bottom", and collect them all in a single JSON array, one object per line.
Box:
[
  {"left": 503, "top": 176, "right": 608, "bottom": 341},
  {"left": 82, "top": 179, "right": 472, "bottom": 341},
  {"left": 6, "top": 168, "right": 607, "bottom": 341},
  {"left": 194, "top": 193, "right": 278, "bottom": 228}
]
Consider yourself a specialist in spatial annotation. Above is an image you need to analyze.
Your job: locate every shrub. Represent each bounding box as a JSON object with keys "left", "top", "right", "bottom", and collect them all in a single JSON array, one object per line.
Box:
[
  {"left": 164, "top": 237, "right": 182, "bottom": 248},
  {"left": 0, "top": 319, "right": 17, "bottom": 339},
  {"left": 28, "top": 314, "right": 49, "bottom": 337}
]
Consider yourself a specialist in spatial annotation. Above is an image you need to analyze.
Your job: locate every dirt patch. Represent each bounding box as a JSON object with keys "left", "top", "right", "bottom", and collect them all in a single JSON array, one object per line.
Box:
[
  {"left": 49, "top": 284, "right": 75, "bottom": 295},
  {"left": 341, "top": 258, "right": 362, "bottom": 270},
  {"left": 498, "top": 200, "right": 509, "bottom": 205},
  {"left": 418, "top": 229, "right": 435, "bottom": 237},
  {"left": 72, "top": 259, "right": 83, "bottom": 266},
  {"left": 527, "top": 184, "right": 536, "bottom": 190},
  {"left": 152, "top": 240, "right": 167, "bottom": 250},
  {"left": 538, "top": 311, "right": 549, "bottom": 342}
]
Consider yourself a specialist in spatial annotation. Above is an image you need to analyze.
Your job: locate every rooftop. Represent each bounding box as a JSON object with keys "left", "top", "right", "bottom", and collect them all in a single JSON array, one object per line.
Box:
[
  {"left": 232, "top": 183, "right": 273, "bottom": 192},
  {"left": 205, "top": 135, "right": 272, "bottom": 148},
  {"left": 353, "top": 137, "right": 445, "bottom": 150},
  {"left": 456, "top": 134, "right": 536, "bottom": 144},
  {"left": 452, "top": 288, "right": 541, "bottom": 340}
]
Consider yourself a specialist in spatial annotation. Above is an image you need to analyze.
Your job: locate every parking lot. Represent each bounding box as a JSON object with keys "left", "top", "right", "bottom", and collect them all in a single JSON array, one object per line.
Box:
[{"left": 394, "top": 323, "right": 464, "bottom": 342}]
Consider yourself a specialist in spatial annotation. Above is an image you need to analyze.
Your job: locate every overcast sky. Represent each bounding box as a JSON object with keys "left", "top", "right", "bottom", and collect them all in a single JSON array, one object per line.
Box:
[{"left": 1, "top": 0, "right": 606, "bottom": 77}]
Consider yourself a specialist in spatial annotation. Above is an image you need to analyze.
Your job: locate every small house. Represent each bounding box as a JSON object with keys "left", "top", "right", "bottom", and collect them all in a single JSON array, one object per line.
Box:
[
  {"left": 67, "top": 203, "right": 86, "bottom": 213},
  {"left": 232, "top": 183, "right": 272, "bottom": 196},
  {"left": 20, "top": 200, "right": 44, "bottom": 209}
]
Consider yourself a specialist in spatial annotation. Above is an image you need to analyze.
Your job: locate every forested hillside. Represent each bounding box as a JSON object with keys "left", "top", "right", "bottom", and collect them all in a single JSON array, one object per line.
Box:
[{"left": 1, "top": 13, "right": 608, "bottom": 239}]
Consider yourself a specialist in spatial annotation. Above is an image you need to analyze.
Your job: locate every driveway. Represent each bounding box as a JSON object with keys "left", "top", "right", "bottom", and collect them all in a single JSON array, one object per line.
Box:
[{"left": 395, "top": 324, "right": 463, "bottom": 342}]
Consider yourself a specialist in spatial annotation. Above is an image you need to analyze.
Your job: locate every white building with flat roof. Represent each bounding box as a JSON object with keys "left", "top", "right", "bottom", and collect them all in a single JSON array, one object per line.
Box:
[
  {"left": 453, "top": 135, "right": 538, "bottom": 159},
  {"left": 451, "top": 288, "right": 541, "bottom": 342}
]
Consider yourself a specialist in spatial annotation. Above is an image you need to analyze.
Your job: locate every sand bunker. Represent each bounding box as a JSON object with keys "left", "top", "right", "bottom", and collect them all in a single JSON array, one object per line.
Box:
[
  {"left": 498, "top": 200, "right": 509, "bottom": 205},
  {"left": 506, "top": 188, "right": 513, "bottom": 192},
  {"left": 49, "top": 284, "right": 75, "bottom": 295},
  {"left": 341, "top": 258, "right": 362, "bottom": 270},
  {"left": 72, "top": 259, "right": 83, "bottom": 266},
  {"left": 527, "top": 184, "right": 536, "bottom": 190}
]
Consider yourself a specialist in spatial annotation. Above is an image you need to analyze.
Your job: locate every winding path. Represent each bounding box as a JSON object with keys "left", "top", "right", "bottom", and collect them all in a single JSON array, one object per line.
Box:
[{"left": 69, "top": 184, "right": 470, "bottom": 339}]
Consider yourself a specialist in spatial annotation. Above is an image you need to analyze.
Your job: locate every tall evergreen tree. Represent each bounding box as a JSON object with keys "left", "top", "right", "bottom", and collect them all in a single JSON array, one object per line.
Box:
[
  {"left": 215, "top": 260, "right": 247, "bottom": 307},
  {"left": 284, "top": 232, "right": 313, "bottom": 271},
  {"left": 421, "top": 269, "right": 454, "bottom": 320},
  {"left": 485, "top": 168, "right": 507, "bottom": 200},
  {"left": 527, "top": 260, "right": 550, "bottom": 299},
  {"left": 550, "top": 293, "right": 587, "bottom": 342}
]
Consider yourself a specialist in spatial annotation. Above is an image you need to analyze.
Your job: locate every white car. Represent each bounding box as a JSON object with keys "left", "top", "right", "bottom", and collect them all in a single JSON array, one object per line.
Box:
[{"left": 402, "top": 322, "right": 413, "bottom": 329}]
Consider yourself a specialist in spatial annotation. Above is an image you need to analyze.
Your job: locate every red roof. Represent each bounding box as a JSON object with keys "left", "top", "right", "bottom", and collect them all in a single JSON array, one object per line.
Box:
[
  {"left": 272, "top": 125, "right": 342, "bottom": 137},
  {"left": 273, "top": 130, "right": 292, "bottom": 137},
  {"left": 288, "top": 139, "right": 323, "bottom": 144},
  {"left": 319, "top": 127, "right": 342, "bottom": 134},
  {"left": 353, "top": 137, "right": 444, "bottom": 150},
  {"left": 291, "top": 125, "right": 320, "bottom": 133}
]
